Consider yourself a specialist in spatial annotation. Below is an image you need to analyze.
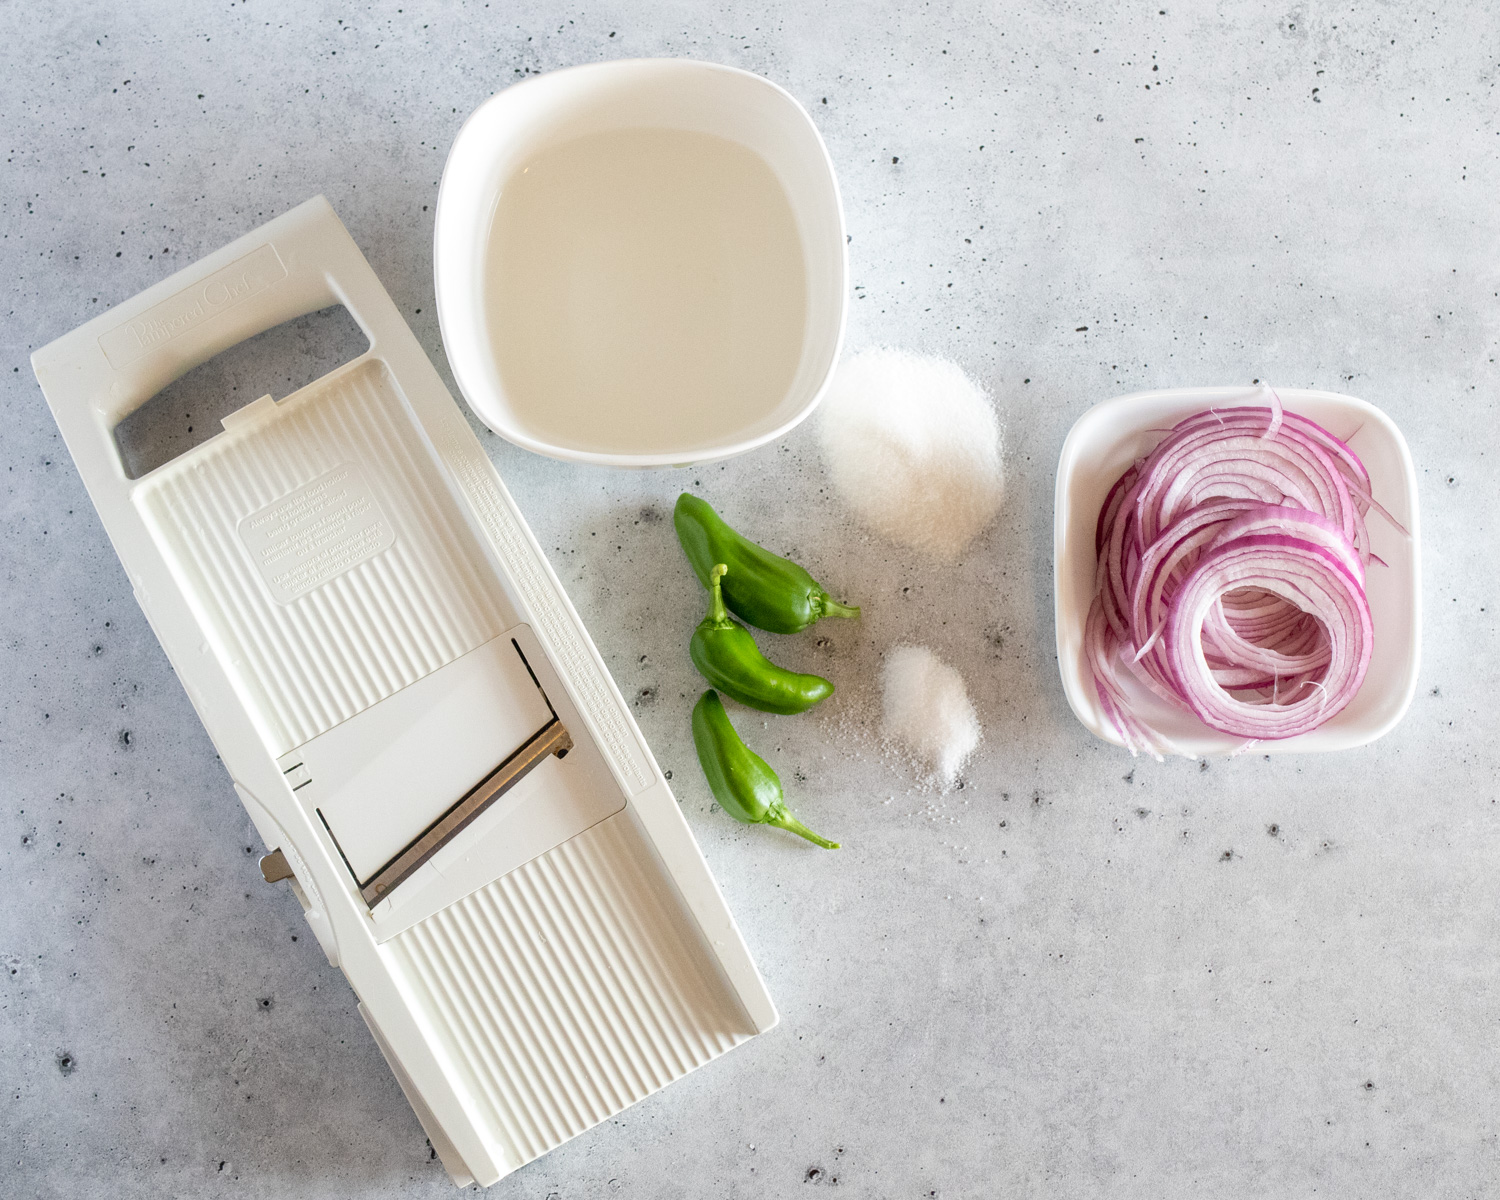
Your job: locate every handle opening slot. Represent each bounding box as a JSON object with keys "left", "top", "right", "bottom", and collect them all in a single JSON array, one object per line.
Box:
[{"left": 114, "top": 304, "right": 369, "bottom": 479}]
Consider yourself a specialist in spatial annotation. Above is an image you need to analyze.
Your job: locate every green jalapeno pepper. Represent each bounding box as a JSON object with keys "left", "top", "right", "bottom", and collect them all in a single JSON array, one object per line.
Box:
[
  {"left": 690, "top": 564, "right": 834, "bottom": 714},
  {"left": 674, "top": 493, "right": 860, "bottom": 635},
  {"left": 692, "top": 690, "right": 839, "bottom": 849}
]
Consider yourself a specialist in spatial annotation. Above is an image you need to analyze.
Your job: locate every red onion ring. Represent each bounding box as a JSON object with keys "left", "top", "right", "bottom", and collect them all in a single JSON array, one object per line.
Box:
[{"left": 1085, "top": 393, "right": 1401, "bottom": 757}]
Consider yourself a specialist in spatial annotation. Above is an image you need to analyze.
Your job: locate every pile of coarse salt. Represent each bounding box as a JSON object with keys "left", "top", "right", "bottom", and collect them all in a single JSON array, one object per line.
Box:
[
  {"left": 818, "top": 347, "right": 1004, "bottom": 562},
  {"left": 881, "top": 645, "right": 980, "bottom": 787}
]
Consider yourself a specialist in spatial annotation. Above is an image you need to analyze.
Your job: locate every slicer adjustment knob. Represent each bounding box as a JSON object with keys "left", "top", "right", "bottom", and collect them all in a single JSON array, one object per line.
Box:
[{"left": 260, "top": 848, "right": 295, "bottom": 884}]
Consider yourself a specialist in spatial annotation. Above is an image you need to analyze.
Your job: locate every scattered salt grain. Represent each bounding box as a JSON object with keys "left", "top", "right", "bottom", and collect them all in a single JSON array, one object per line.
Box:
[
  {"left": 818, "top": 347, "right": 1004, "bottom": 561},
  {"left": 881, "top": 645, "right": 980, "bottom": 786}
]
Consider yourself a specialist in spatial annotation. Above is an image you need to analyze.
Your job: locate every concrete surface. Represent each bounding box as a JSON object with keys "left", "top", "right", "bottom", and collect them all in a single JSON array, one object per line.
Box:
[{"left": 3, "top": 2, "right": 1498, "bottom": 1196}]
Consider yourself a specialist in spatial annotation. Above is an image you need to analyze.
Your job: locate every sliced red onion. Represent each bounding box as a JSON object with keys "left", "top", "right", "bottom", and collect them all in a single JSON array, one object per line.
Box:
[
  {"left": 1162, "top": 525, "right": 1373, "bottom": 740},
  {"left": 1084, "top": 395, "right": 1398, "bottom": 756}
]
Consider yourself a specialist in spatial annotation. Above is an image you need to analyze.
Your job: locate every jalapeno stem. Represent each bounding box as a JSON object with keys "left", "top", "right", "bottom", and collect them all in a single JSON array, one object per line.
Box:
[
  {"left": 769, "top": 804, "right": 840, "bottom": 849},
  {"left": 820, "top": 597, "right": 861, "bottom": 620},
  {"left": 706, "top": 563, "right": 732, "bottom": 627}
]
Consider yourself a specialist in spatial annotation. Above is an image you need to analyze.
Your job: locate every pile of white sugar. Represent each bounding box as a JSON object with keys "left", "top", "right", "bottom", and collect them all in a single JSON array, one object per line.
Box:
[
  {"left": 818, "top": 347, "right": 1004, "bottom": 562},
  {"left": 881, "top": 645, "right": 980, "bottom": 786}
]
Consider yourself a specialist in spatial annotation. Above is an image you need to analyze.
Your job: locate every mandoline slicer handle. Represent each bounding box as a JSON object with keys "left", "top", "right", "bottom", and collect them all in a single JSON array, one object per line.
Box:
[{"left": 32, "top": 195, "right": 408, "bottom": 497}]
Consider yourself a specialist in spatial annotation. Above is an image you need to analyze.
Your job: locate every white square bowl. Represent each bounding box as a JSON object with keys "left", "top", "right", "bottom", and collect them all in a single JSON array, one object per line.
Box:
[
  {"left": 1054, "top": 387, "right": 1422, "bottom": 756},
  {"left": 433, "top": 59, "right": 847, "bottom": 467}
]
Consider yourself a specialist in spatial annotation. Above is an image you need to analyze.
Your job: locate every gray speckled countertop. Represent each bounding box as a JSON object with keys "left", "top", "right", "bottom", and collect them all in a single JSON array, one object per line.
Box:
[{"left": 3, "top": 2, "right": 1498, "bottom": 1197}]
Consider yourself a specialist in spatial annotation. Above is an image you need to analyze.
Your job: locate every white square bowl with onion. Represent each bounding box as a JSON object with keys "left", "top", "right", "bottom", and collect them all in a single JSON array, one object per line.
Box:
[{"left": 1054, "top": 386, "right": 1421, "bottom": 757}]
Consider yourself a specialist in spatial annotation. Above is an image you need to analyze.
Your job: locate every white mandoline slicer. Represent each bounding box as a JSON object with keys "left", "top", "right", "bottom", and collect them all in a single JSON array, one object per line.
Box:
[{"left": 32, "top": 196, "right": 777, "bottom": 1188}]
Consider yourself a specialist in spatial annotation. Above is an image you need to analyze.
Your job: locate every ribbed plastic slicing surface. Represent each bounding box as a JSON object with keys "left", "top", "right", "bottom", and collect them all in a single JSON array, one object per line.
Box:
[
  {"left": 392, "top": 813, "right": 754, "bottom": 1171},
  {"left": 135, "top": 360, "right": 511, "bottom": 754}
]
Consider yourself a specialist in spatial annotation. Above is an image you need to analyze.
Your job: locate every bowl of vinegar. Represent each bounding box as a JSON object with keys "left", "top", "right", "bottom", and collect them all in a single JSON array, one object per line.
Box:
[{"left": 435, "top": 59, "right": 847, "bottom": 467}]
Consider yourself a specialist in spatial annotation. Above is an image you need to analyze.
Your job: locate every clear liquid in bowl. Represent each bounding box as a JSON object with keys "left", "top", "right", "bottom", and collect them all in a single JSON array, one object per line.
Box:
[{"left": 483, "top": 126, "right": 807, "bottom": 458}]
